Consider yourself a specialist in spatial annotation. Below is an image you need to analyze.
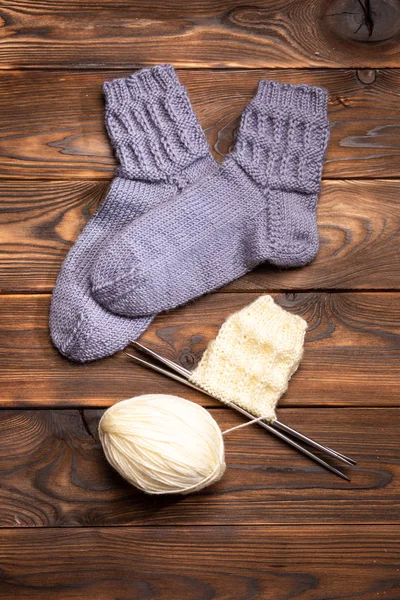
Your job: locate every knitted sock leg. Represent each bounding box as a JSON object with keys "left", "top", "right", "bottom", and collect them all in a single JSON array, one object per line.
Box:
[
  {"left": 91, "top": 80, "right": 329, "bottom": 318},
  {"left": 50, "top": 65, "right": 216, "bottom": 362}
]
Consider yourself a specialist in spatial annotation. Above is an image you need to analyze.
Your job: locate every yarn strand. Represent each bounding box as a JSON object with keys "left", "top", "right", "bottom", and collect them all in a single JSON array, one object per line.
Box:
[{"left": 222, "top": 415, "right": 269, "bottom": 435}]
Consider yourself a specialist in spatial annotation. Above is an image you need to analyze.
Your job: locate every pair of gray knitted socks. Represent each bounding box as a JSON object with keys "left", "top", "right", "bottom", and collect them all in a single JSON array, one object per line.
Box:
[
  {"left": 50, "top": 65, "right": 329, "bottom": 362},
  {"left": 50, "top": 65, "right": 216, "bottom": 362}
]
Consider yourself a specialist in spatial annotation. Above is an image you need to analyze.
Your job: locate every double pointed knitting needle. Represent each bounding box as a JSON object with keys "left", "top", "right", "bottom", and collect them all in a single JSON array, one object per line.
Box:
[
  {"left": 130, "top": 341, "right": 356, "bottom": 466},
  {"left": 125, "top": 352, "right": 349, "bottom": 481},
  {"left": 272, "top": 421, "right": 356, "bottom": 466},
  {"left": 126, "top": 346, "right": 351, "bottom": 480}
]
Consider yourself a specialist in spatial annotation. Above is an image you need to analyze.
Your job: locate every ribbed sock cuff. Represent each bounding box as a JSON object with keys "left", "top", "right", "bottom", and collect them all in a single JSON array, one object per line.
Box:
[
  {"left": 102, "top": 64, "right": 211, "bottom": 182},
  {"left": 232, "top": 79, "right": 330, "bottom": 192},
  {"left": 103, "top": 64, "right": 180, "bottom": 108},
  {"left": 255, "top": 80, "right": 328, "bottom": 119}
]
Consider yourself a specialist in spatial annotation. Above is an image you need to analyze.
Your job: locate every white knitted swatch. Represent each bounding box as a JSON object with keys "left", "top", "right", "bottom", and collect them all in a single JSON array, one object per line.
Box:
[{"left": 190, "top": 295, "right": 307, "bottom": 422}]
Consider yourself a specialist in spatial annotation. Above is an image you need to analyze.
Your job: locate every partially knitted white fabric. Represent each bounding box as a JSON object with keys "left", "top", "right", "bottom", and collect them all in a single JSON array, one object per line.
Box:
[{"left": 190, "top": 295, "right": 307, "bottom": 421}]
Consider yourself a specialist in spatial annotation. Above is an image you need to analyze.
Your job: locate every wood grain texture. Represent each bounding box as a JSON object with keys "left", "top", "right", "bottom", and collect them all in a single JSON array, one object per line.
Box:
[
  {"left": 0, "top": 525, "right": 399, "bottom": 599},
  {"left": 1, "top": 179, "right": 399, "bottom": 293},
  {"left": 1, "top": 292, "right": 399, "bottom": 407},
  {"left": 1, "top": 69, "right": 400, "bottom": 179},
  {"left": 0, "top": 407, "right": 399, "bottom": 527},
  {"left": 0, "top": 0, "right": 399, "bottom": 594},
  {"left": 0, "top": 0, "right": 400, "bottom": 69}
]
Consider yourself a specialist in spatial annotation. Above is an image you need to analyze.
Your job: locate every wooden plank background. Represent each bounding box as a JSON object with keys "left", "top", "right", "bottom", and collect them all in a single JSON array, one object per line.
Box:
[
  {"left": 1, "top": 179, "right": 399, "bottom": 292},
  {"left": 0, "top": 69, "right": 399, "bottom": 180},
  {"left": 0, "top": 407, "right": 398, "bottom": 527},
  {"left": 0, "top": 0, "right": 399, "bottom": 598},
  {"left": 1, "top": 292, "right": 399, "bottom": 407},
  {"left": 1, "top": 0, "right": 399, "bottom": 68},
  {"left": 1, "top": 527, "right": 399, "bottom": 599}
]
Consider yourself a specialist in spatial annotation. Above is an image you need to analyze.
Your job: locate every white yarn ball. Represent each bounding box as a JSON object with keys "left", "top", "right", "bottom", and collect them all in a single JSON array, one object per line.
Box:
[{"left": 99, "top": 394, "right": 226, "bottom": 495}]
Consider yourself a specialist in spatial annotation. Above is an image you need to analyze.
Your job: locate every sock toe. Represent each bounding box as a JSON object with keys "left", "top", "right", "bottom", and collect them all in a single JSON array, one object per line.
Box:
[{"left": 50, "top": 291, "right": 154, "bottom": 363}]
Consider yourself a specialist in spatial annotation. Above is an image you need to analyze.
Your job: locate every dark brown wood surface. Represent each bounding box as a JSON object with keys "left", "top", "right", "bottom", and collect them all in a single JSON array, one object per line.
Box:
[
  {"left": 1, "top": 179, "right": 399, "bottom": 292},
  {"left": 1, "top": 0, "right": 400, "bottom": 69},
  {"left": 1, "top": 292, "right": 399, "bottom": 407},
  {"left": 1, "top": 69, "right": 400, "bottom": 179},
  {"left": 0, "top": 0, "right": 399, "bottom": 597},
  {"left": 0, "top": 526, "right": 399, "bottom": 599},
  {"left": 0, "top": 408, "right": 398, "bottom": 527}
]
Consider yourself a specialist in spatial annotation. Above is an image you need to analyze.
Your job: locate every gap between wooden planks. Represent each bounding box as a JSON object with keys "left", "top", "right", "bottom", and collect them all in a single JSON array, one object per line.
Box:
[{"left": 0, "top": 69, "right": 399, "bottom": 179}]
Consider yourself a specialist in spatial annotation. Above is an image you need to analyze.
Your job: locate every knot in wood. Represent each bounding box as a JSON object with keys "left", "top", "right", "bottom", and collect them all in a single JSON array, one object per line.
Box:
[
  {"left": 180, "top": 349, "right": 196, "bottom": 371},
  {"left": 325, "top": 0, "right": 400, "bottom": 42},
  {"left": 357, "top": 69, "right": 377, "bottom": 84}
]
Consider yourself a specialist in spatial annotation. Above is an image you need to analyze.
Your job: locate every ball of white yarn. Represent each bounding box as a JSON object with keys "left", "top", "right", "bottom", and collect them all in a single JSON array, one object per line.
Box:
[{"left": 99, "top": 394, "right": 226, "bottom": 495}]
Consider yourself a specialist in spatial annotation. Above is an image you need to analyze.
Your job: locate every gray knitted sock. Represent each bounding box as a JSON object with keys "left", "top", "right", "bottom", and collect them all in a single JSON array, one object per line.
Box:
[
  {"left": 91, "top": 80, "right": 330, "bottom": 317},
  {"left": 50, "top": 65, "right": 216, "bottom": 362}
]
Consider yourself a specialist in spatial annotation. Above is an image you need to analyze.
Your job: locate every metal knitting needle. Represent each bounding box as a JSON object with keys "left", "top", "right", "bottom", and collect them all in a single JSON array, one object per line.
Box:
[
  {"left": 132, "top": 341, "right": 191, "bottom": 378},
  {"left": 125, "top": 351, "right": 350, "bottom": 481},
  {"left": 323, "top": 446, "right": 357, "bottom": 466},
  {"left": 131, "top": 342, "right": 355, "bottom": 465},
  {"left": 130, "top": 341, "right": 356, "bottom": 466},
  {"left": 223, "top": 401, "right": 351, "bottom": 481},
  {"left": 272, "top": 421, "right": 356, "bottom": 466}
]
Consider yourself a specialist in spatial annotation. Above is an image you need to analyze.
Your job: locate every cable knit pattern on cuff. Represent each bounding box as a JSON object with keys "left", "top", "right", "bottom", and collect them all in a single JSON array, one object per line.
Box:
[
  {"left": 103, "top": 64, "right": 210, "bottom": 182},
  {"left": 190, "top": 295, "right": 307, "bottom": 422},
  {"left": 233, "top": 80, "right": 330, "bottom": 193}
]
